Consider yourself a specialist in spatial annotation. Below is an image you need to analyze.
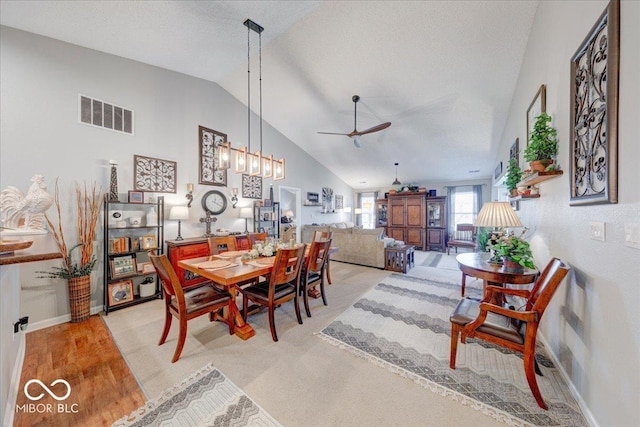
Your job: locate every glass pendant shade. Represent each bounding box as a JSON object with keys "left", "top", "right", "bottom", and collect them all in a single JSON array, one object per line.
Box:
[
  {"left": 273, "top": 158, "right": 285, "bottom": 180},
  {"left": 262, "top": 155, "right": 273, "bottom": 178},
  {"left": 248, "top": 150, "right": 261, "bottom": 176},
  {"left": 235, "top": 147, "right": 247, "bottom": 173},
  {"left": 218, "top": 142, "right": 231, "bottom": 169}
]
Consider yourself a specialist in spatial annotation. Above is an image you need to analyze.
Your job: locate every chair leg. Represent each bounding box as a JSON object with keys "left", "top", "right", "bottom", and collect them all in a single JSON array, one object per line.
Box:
[
  {"left": 268, "top": 304, "right": 278, "bottom": 342},
  {"left": 524, "top": 345, "right": 548, "bottom": 409},
  {"left": 450, "top": 323, "right": 460, "bottom": 369},
  {"left": 158, "top": 301, "right": 172, "bottom": 345},
  {"left": 172, "top": 318, "right": 188, "bottom": 363},
  {"left": 294, "top": 293, "right": 303, "bottom": 325},
  {"left": 461, "top": 273, "right": 466, "bottom": 297},
  {"left": 320, "top": 278, "right": 327, "bottom": 306},
  {"left": 303, "top": 278, "right": 312, "bottom": 318}
]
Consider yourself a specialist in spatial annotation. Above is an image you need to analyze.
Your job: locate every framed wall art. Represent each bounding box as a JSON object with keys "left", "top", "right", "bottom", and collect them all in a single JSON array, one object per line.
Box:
[
  {"left": 242, "top": 174, "right": 262, "bottom": 199},
  {"left": 494, "top": 162, "right": 503, "bottom": 180},
  {"left": 128, "top": 190, "right": 144, "bottom": 203},
  {"left": 510, "top": 138, "right": 519, "bottom": 161},
  {"left": 526, "top": 85, "right": 546, "bottom": 146},
  {"left": 335, "top": 194, "right": 344, "bottom": 210},
  {"left": 110, "top": 254, "right": 137, "bottom": 279},
  {"left": 569, "top": 0, "right": 619, "bottom": 205},
  {"left": 108, "top": 280, "right": 134, "bottom": 306},
  {"left": 134, "top": 155, "right": 176, "bottom": 193},
  {"left": 199, "top": 125, "right": 227, "bottom": 186}
]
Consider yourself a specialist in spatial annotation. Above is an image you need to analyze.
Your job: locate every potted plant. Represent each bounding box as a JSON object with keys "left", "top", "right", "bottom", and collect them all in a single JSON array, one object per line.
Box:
[
  {"left": 37, "top": 180, "right": 103, "bottom": 322},
  {"left": 505, "top": 158, "right": 523, "bottom": 197},
  {"left": 489, "top": 229, "right": 535, "bottom": 270},
  {"left": 524, "top": 112, "right": 558, "bottom": 172}
]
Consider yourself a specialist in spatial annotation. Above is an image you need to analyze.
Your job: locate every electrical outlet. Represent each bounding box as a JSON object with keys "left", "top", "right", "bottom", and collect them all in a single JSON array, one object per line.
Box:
[
  {"left": 625, "top": 223, "right": 640, "bottom": 249},
  {"left": 590, "top": 222, "right": 605, "bottom": 242}
]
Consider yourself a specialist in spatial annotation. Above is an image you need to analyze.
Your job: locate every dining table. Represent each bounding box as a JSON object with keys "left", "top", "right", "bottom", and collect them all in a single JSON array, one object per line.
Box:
[{"left": 178, "top": 245, "right": 338, "bottom": 340}]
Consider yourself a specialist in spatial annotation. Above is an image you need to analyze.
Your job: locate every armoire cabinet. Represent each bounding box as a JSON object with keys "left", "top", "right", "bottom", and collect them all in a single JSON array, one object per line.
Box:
[
  {"left": 387, "top": 193, "right": 426, "bottom": 250},
  {"left": 426, "top": 196, "right": 447, "bottom": 252}
]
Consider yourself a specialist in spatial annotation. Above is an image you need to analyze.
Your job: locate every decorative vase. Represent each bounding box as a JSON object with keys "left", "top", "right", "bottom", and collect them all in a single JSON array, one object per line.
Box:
[
  {"left": 68, "top": 275, "right": 91, "bottom": 323},
  {"left": 146, "top": 206, "right": 158, "bottom": 226},
  {"left": 109, "top": 160, "right": 119, "bottom": 201},
  {"left": 529, "top": 159, "right": 553, "bottom": 172}
]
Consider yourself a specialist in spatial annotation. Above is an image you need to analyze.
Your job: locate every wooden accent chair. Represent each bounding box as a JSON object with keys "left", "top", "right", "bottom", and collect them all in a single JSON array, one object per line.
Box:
[
  {"left": 241, "top": 245, "right": 306, "bottom": 342},
  {"left": 300, "top": 239, "right": 332, "bottom": 317},
  {"left": 149, "top": 253, "right": 232, "bottom": 363},
  {"left": 248, "top": 232, "right": 268, "bottom": 246},
  {"left": 447, "top": 224, "right": 477, "bottom": 255},
  {"left": 449, "top": 257, "right": 570, "bottom": 409},
  {"left": 207, "top": 236, "right": 237, "bottom": 255}
]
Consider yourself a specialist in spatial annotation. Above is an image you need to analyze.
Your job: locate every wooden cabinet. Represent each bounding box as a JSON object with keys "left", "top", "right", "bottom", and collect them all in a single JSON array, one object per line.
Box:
[
  {"left": 426, "top": 197, "right": 447, "bottom": 252},
  {"left": 387, "top": 193, "right": 426, "bottom": 250},
  {"left": 166, "top": 234, "right": 251, "bottom": 288}
]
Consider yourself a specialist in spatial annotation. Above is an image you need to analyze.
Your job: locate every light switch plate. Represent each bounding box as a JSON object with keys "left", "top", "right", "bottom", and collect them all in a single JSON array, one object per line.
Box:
[
  {"left": 625, "top": 223, "right": 640, "bottom": 249},
  {"left": 590, "top": 222, "right": 605, "bottom": 242}
]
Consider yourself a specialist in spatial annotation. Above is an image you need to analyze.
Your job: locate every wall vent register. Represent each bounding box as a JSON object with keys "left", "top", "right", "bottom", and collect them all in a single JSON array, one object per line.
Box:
[{"left": 79, "top": 94, "right": 134, "bottom": 135}]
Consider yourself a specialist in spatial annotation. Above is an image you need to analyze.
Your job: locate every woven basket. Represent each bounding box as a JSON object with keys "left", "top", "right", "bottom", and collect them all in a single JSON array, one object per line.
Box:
[{"left": 68, "top": 275, "right": 91, "bottom": 323}]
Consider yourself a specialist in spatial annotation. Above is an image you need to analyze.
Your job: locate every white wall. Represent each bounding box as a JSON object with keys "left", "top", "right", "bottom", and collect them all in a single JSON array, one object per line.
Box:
[
  {"left": 494, "top": 1, "right": 639, "bottom": 426},
  {"left": 0, "top": 26, "right": 352, "bottom": 323}
]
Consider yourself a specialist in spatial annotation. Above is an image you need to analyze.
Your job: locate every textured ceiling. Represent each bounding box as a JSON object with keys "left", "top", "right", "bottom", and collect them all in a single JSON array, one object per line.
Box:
[{"left": 1, "top": 0, "right": 538, "bottom": 189}]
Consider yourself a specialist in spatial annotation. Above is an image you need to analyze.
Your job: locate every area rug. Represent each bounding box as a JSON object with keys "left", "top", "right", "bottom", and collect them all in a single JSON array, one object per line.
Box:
[
  {"left": 318, "top": 274, "right": 587, "bottom": 427},
  {"left": 112, "top": 363, "right": 281, "bottom": 427},
  {"left": 421, "top": 251, "right": 460, "bottom": 270}
]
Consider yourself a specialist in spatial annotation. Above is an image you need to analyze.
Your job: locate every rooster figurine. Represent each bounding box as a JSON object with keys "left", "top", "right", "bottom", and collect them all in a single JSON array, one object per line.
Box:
[{"left": 0, "top": 175, "right": 54, "bottom": 234}]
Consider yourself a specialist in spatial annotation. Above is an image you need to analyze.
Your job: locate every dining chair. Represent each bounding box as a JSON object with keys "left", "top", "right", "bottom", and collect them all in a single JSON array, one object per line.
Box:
[
  {"left": 248, "top": 232, "right": 268, "bottom": 246},
  {"left": 241, "top": 244, "right": 306, "bottom": 342},
  {"left": 149, "top": 253, "right": 233, "bottom": 363},
  {"left": 449, "top": 257, "right": 570, "bottom": 409},
  {"left": 207, "top": 236, "right": 237, "bottom": 255},
  {"left": 300, "top": 239, "right": 332, "bottom": 317}
]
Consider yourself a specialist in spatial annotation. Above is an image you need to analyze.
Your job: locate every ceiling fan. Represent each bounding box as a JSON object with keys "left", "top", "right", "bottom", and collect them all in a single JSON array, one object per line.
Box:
[{"left": 318, "top": 95, "right": 391, "bottom": 147}]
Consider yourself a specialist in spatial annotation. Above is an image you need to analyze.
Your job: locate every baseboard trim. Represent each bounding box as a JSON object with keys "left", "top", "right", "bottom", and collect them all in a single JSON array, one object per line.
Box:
[
  {"left": 27, "top": 305, "right": 103, "bottom": 332},
  {"left": 538, "top": 333, "right": 598, "bottom": 427},
  {"left": 3, "top": 332, "right": 25, "bottom": 427}
]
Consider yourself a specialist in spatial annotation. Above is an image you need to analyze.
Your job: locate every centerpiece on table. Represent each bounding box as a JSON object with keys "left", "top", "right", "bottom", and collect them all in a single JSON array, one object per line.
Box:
[{"left": 488, "top": 229, "right": 535, "bottom": 270}]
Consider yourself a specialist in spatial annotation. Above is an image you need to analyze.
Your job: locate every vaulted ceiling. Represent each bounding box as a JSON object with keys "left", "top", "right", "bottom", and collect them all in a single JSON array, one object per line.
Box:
[{"left": 0, "top": 0, "right": 538, "bottom": 189}]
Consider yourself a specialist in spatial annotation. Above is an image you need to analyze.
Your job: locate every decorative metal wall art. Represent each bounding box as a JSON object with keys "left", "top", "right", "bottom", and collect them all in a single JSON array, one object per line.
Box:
[
  {"left": 526, "top": 86, "right": 546, "bottom": 147},
  {"left": 198, "top": 126, "right": 227, "bottom": 186},
  {"left": 134, "top": 155, "right": 176, "bottom": 193},
  {"left": 335, "top": 195, "right": 344, "bottom": 210},
  {"left": 242, "top": 174, "right": 262, "bottom": 199},
  {"left": 570, "top": 0, "right": 619, "bottom": 205}
]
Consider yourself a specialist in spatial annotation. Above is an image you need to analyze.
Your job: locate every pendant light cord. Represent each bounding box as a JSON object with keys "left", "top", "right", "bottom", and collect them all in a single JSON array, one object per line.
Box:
[
  {"left": 259, "top": 30, "right": 263, "bottom": 153},
  {"left": 247, "top": 24, "right": 251, "bottom": 152}
]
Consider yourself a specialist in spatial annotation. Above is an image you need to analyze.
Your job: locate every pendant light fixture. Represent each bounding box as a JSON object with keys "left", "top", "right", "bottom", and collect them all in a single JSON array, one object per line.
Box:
[
  {"left": 216, "top": 19, "right": 285, "bottom": 180},
  {"left": 392, "top": 162, "right": 401, "bottom": 185}
]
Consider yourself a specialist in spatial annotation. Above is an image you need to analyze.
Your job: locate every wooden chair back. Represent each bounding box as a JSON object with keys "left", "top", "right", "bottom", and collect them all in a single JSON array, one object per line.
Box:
[
  {"left": 281, "top": 226, "right": 296, "bottom": 243},
  {"left": 306, "top": 239, "right": 332, "bottom": 274},
  {"left": 312, "top": 230, "right": 333, "bottom": 241},
  {"left": 150, "top": 253, "right": 182, "bottom": 300},
  {"left": 268, "top": 245, "right": 306, "bottom": 296},
  {"left": 248, "top": 232, "right": 268, "bottom": 246},
  {"left": 525, "top": 257, "right": 569, "bottom": 313},
  {"left": 207, "top": 236, "right": 237, "bottom": 255}
]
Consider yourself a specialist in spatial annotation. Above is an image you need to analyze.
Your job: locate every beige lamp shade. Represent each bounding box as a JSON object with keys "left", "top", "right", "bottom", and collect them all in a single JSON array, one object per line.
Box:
[
  {"left": 239, "top": 207, "right": 253, "bottom": 218},
  {"left": 169, "top": 206, "right": 189, "bottom": 221},
  {"left": 474, "top": 201, "right": 523, "bottom": 228}
]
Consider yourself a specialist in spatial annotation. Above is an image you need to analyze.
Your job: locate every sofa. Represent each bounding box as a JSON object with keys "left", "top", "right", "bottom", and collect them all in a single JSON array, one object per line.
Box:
[{"left": 302, "top": 224, "right": 394, "bottom": 269}]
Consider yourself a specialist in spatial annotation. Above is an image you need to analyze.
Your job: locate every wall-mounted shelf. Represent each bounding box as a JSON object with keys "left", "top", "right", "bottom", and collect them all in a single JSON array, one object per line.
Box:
[
  {"left": 303, "top": 203, "right": 322, "bottom": 207},
  {"left": 517, "top": 170, "right": 563, "bottom": 187},
  {"left": 509, "top": 194, "right": 541, "bottom": 201}
]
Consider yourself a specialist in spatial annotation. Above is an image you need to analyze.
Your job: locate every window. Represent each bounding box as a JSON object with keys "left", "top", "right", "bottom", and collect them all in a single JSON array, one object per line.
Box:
[
  {"left": 361, "top": 195, "right": 375, "bottom": 229},
  {"left": 453, "top": 188, "right": 474, "bottom": 228}
]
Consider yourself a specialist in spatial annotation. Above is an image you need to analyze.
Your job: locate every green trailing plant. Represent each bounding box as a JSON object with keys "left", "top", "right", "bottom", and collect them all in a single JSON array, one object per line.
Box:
[
  {"left": 524, "top": 112, "right": 558, "bottom": 162},
  {"left": 476, "top": 227, "right": 490, "bottom": 252},
  {"left": 505, "top": 158, "right": 523, "bottom": 191},
  {"left": 37, "top": 243, "right": 97, "bottom": 279},
  {"left": 489, "top": 229, "right": 535, "bottom": 269}
]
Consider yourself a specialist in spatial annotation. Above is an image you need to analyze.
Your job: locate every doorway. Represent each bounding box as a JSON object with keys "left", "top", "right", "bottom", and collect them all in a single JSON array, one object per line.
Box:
[{"left": 278, "top": 185, "right": 302, "bottom": 242}]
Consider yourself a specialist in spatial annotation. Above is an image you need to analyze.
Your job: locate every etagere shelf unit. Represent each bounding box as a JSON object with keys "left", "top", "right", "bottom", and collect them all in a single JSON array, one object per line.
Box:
[{"left": 103, "top": 196, "right": 164, "bottom": 314}]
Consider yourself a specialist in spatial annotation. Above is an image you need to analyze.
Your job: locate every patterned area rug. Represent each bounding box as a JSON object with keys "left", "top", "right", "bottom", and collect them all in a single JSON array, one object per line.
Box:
[
  {"left": 421, "top": 252, "right": 460, "bottom": 270},
  {"left": 318, "top": 274, "right": 587, "bottom": 427},
  {"left": 112, "top": 363, "right": 281, "bottom": 427}
]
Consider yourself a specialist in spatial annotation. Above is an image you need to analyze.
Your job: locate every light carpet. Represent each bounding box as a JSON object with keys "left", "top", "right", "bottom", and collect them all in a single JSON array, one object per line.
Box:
[
  {"left": 112, "top": 363, "right": 281, "bottom": 427},
  {"left": 318, "top": 273, "right": 587, "bottom": 427},
  {"left": 421, "top": 251, "right": 461, "bottom": 270}
]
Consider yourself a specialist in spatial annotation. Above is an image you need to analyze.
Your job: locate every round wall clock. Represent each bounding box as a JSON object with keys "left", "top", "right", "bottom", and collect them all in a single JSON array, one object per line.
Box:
[{"left": 201, "top": 190, "right": 227, "bottom": 215}]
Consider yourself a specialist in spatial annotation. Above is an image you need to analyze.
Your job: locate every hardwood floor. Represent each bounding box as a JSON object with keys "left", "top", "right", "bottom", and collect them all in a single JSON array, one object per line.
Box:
[{"left": 13, "top": 315, "right": 146, "bottom": 427}]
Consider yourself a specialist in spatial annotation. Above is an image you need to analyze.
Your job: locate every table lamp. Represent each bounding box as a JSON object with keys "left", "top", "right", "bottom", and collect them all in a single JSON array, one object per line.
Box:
[
  {"left": 169, "top": 206, "right": 189, "bottom": 241},
  {"left": 239, "top": 207, "right": 253, "bottom": 233},
  {"left": 474, "top": 201, "right": 523, "bottom": 261}
]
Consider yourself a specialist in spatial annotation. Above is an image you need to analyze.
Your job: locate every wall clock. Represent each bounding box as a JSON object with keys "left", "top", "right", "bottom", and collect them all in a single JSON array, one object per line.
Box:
[
  {"left": 201, "top": 190, "right": 227, "bottom": 215},
  {"left": 242, "top": 174, "right": 262, "bottom": 199}
]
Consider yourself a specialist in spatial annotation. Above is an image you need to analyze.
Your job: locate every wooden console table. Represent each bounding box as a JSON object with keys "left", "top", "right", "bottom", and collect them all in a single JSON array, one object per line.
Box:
[{"left": 385, "top": 245, "right": 415, "bottom": 273}]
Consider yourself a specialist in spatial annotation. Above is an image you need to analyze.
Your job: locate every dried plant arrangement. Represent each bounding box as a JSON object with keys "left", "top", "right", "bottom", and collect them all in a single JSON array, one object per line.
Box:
[{"left": 38, "top": 180, "right": 104, "bottom": 279}]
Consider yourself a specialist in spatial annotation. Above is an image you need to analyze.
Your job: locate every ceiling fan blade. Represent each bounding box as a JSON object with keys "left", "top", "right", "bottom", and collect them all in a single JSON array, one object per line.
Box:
[
  {"left": 317, "top": 131, "right": 350, "bottom": 136},
  {"left": 351, "top": 122, "right": 392, "bottom": 137}
]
